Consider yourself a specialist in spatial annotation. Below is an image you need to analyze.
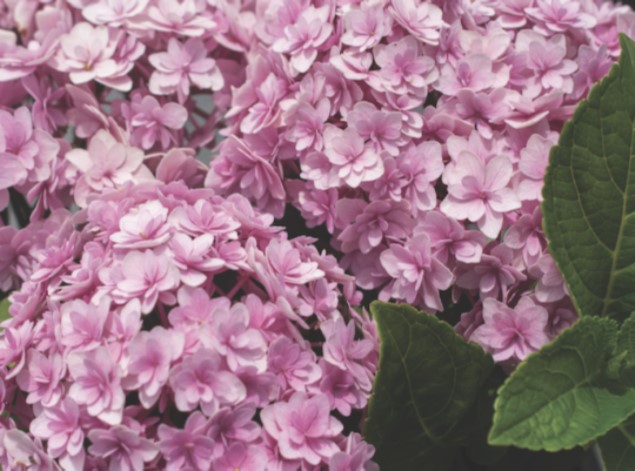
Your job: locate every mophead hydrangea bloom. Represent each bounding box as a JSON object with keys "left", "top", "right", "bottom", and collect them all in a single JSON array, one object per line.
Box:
[
  {"left": 0, "top": 182, "right": 377, "bottom": 469},
  {"left": 205, "top": 0, "right": 635, "bottom": 366},
  {"left": 0, "top": 0, "right": 634, "bottom": 468}
]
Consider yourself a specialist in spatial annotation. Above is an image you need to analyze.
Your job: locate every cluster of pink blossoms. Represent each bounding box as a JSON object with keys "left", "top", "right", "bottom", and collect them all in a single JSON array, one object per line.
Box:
[
  {"left": 207, "top": 0, "right": 635, "bottom": 365},
  {"left": 0, "top": 181, "right": 378, "bottom": 470},
  {"left": 0, "top": 0, "right": 634, "bottom": 468}
]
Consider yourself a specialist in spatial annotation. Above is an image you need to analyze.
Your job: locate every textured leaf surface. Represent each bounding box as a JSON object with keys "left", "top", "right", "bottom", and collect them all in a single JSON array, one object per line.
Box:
[
  {"left": 599, "top": 417, "right": 635, "bottom": 471},
  {"left": 489, "top": 317, "right": 635, "bottom": 451},
  {"left": 365, "top": 302, "right": 493, "bottom": 470},
  {"left": 543, "top": 34, "right": 635, "bottom": 322}
]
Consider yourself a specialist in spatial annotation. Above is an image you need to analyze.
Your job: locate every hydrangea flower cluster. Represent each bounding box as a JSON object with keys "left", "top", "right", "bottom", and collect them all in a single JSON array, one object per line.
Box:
[
  {"left": 0, "top": 181, "right": 377, "bottom": 469},
  {"left": 1, "top": 0, "right": 634, "bottom": 468},
  {"left": 207, "top": 0, "right": 635, "bottom": 365}
]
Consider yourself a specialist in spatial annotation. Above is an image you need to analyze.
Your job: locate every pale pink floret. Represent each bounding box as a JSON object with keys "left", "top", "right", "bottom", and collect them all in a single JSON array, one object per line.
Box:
[
  {"left": 380, "top": 233, "right": 454, "bottom": 311},
  {"left": 336, "top": 199, "right": 414, "bottom": 254},
  {"left": 267, "top": 336, "right": 322, "bottom": 392},
  {"left": 283, "top": 100, "right": 330, "bottom": 152},
  {"left": 16, "top": 350, "right": 65, "bottom": 407},
  {"left": 0, "top": 106, "right": 59, "bottom": 189},
  {"left": 265, "top": 238, "right": 325, "bottom": 290},
  {"left": 529, "top": 254, "right": 567, "bottom": 303},
  {"left": 3, "top": 430, "right": 57, "bottom": 470},
  {"left": 470, "top": 297, "right": 550, "bottom": 363},
  {"left": 51, "top": 23, "right": 144, "bottom": 92},
  {"left": 88, "top": 425, "right": 158, "bottom": 471},
  {"left": 58, "top": 297, "right": 111, "bottom": 353},
  {"left": 30, "top": 398, "right": 85, "bottom": 470},
  {"left": 144, "top": 0, "right": 217, "bottom": 37},
  {"left": 82, "top": 0, "right": 150, "bottom": 26},
  {"left": 67, "top": 346, "right": 125, "bottom": 425},
  {"left": 213, "top": 442, "right": 268, "bottom": 471},
  {"left": 201, "top": 301, "right": 268, "bottom": 373},
  {"left": 169, "top": 233, "right": 224, "bottom": 287},
  {"left": 342, "top": 7, "right": 392, "bottom": 52},
  {"left": 272, "top": 5, "right": 333, "bottom": 75},
  {"left": 436, "top": 54, "right": 502, "bottom": 96},
  {"left": 241, "top": 73, "right": 287, "bottom": 134},
  {"left": 389, "top": 0, "right": 444, "bottom": 46},
  {"left": 397, "top": 141, "right": 444, "bottom": 212},
  {"left": 347, "top": 102, "right": 402, "bottom": 156},
  {"left": 65, "top": 130, "right": 153, "bottom": 207},
  {"left": 456, "top": 245, "right": 526, "bottom": 300},
  {"left": 417, "top": 211, "right": 485, "bottom": 265},
  {"left": 518, "top": 133, "right": 556, "bottom": 201},
  {"left": 321, "top": 318, "right": 375, "bottom": 392},
  {"left": 441, "top": 152, "right": 520, "bottom": 239},
  {"left": 111, "top": 249, "right": 180, "bottom": 314},
  {"left": 515, "top": 32, "right": 578, "bottom": 93},
  {"left": 122, "top": 94, "right": 187, "bottom": 150},
  {"left": 169, "top": 348, "right": 246, "bottom": 415},
  {"left": 158, "top": 412, "right": 215, "bottom": 471},
  {"left": 261, "top": 392, "right": 343, "bottom": 466},
  {"left": 371, "top": 36, "right": 438, "bottom": 97},
  {"left": 110, "top": 201, "right": 172, "bottom": 250},
  {"left": 322, "top": 126, "right": 384, "bottom": 188},
  {"left": 122, "top": 327, "right": 185, "bottom": 408},
  {"left": 149, "top": 38, "right": 224, "bottom": 104},
  {"left": 329, "top": 433, "right": 379, "bottom": 471},
  {"left": 526, "top": 0, "right": 597, "bottom": 35},
  {"left": 320, "top": 361, "right": 367, "bottom": 416}
]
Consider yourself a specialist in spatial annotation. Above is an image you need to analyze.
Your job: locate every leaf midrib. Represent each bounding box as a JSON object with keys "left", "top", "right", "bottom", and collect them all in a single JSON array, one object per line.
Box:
[{"left": 599, "top": 73, "right": 635, "bottom": 318}]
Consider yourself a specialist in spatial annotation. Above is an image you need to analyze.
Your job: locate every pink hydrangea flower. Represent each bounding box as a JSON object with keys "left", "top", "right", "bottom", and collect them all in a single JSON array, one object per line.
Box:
[
  {"left": 65, "top": 130, "right": 153, "bottom": 207},
  {"left": 169, "top": 348, "right": 246, "bottom": 415},
  {"left": 267, "top": 336, "right": 322, "bottom": 392},
  {"left": 149, "top": 38, "right": 224, "bottom": 103},
  {"left": 157, "top": 412, "right": 215, "bottom": 471},
  {"left": 380, "top": 233, "right": 454, "bottom": 311},
  {"left": 470, "top": 297, "right": 550, "bottom": 363},
  {"left": 110, "top": 249, "right": 180, "bottom": 314},
  {"left": 272, "top": 5, "right": 333, "bottom": 75},
  {"left": 318, "top": 126, "right": 384, "bottom": 189},
  {"left": 67, "top": 346, "right": 125, "bottom": 425},
  {"left": 342, "top": 7, "right": 392, "bottom": 52},
  {"left": 122, "top": 326, "right": 185, "bottom": 408},
  {"left": 30, "top": 398, "right": 85, "bottom": 470},
  {"left": 110, "top": 200, "right": 172, "bottom": 250},
  {"left": 389, "top": 0, "right": 444, "bottom": 45},
  {"left": 51, "top": 23, "right": 143, "bottom": 92},
  {"left": 87, "top": 425, "right": 158, "bottom": 471},
  {"left": 15, "top": 349, "right": 65, "bottom": 407},
  {"left": 441, "top": 152, "right": 520, "bottom": 238},
  {"left": 121, "top": 94, "right": 187, "bottom": 150},
  {"left": 261, "top": 392, "right": 343, "bottom": 466}
]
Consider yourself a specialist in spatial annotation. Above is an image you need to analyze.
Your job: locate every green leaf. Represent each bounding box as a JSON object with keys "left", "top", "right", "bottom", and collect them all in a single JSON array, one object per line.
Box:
[
  {"left": 599, "top": 416, "right": 635, "bottom": 471},
  {"left": 542, "top": 34, "right": 635, "bottom": 323},
  {"left": 364, "top": 302, "right": 493, "bottom": 470},
  {"left": 611, "top": 312, "right": 635, "bottom": 385},
  {"left": 489, "top": 317, "right": 635, "bottom": 451},
  {"left": 0, "top": 297, "right": 9, "bottom": 324}
]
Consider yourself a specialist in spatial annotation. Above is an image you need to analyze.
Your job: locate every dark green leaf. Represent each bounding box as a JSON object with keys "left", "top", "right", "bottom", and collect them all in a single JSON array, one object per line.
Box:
[
  {"left": 489, "top": 317, "right": 635, "bottom": 451},
  {"left": 365, "top": 302, "right": 493, "bottom": 470},
  {"left": 542, "top": 34, "right": 635, "bottom": 323},
  {"left": 599, "top": 416, "right": 635, "bottom": 471}
]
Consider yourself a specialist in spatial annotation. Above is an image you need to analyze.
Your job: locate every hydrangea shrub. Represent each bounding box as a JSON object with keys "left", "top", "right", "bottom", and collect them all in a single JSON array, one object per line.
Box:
[{"left": 1, "top": 0, "right": 635, "bottom": 470}]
